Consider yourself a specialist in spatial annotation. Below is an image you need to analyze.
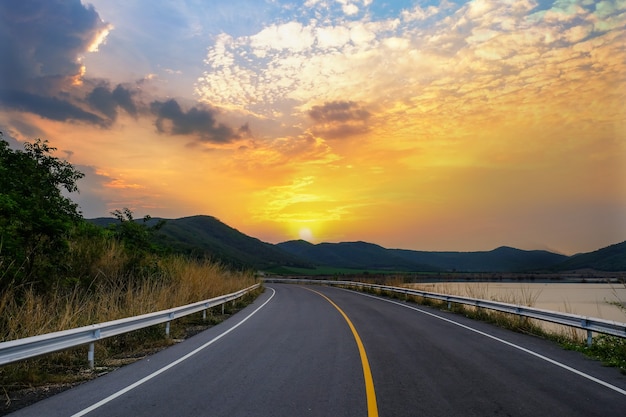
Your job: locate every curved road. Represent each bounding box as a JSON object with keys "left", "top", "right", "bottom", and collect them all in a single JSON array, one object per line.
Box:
[{"left": 9, "top": 284, "right": 626, "bottom": 416}]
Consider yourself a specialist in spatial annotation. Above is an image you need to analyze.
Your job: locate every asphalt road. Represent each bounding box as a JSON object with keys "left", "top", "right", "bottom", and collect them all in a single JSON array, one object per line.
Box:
[{"left": 9, "top": 284, "right": 626, "bottom": 416}]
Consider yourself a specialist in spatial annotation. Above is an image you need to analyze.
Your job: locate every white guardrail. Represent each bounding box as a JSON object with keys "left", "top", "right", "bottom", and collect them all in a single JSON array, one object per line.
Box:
[
  {"left": 0, "top": 283, "right": 260, "bottom": 368},
  {"left": 263, "top": 278, "right": 626, "bottom": 346}
]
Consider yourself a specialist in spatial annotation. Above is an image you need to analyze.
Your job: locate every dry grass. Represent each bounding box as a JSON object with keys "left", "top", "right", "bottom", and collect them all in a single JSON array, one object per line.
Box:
[
  {"left": 0, "top": 254, "right": 255, "bottom": 342},
  {"left": 404, "top": 282, "right": 546, "bottom": 334}
]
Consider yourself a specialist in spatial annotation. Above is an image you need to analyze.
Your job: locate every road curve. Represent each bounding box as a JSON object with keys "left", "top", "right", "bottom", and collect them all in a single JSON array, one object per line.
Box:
[{"left": 8, "top": 284, "right": 626, "bottom": 416}]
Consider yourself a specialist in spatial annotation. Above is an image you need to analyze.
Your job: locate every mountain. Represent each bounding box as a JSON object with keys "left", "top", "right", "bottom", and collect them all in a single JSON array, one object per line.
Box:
[
  {"left": 278, "top": 241, "right": 567, "bottom": 272},
  {"left": 551, "top": 241, "right": 626, "bottom": 271},
  {"left": 277, "top": 240, "right": 437, "bottom": 271},
  {"left": 89, "top": 215, "right": 311, "bottom": 270},
  {"left": 391, "top": 246, "right": 568, "bottom": 272},
  {"left": 89, "top": 215, "right": 625, "bottom": 272}
]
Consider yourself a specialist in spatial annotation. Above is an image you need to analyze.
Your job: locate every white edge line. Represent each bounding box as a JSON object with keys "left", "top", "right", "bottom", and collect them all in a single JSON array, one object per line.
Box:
[
  {"left": 71, "top": 288, "right": 276, "bottom": 417},
  {"left": 350, "top": 289, "right": 626, "bottom": 397}
]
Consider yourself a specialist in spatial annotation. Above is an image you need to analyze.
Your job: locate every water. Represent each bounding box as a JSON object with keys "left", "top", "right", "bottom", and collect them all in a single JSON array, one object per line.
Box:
[{"left": 406, "top": 282, "right": 626, "bottom": 325}]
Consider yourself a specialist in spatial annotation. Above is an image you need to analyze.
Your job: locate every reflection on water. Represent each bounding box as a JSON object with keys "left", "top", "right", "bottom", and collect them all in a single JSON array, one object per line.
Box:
[{"left": 406, "top": 282, "right": 626, "bottom": 324}]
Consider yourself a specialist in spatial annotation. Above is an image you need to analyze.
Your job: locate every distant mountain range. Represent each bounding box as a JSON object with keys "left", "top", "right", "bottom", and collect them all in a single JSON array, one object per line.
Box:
[
  {"left": 89, "top": 215, "right": 626, "bottom": 273},
  {"left": 276, "top": 240, "right": 568, "bottom": 272}
]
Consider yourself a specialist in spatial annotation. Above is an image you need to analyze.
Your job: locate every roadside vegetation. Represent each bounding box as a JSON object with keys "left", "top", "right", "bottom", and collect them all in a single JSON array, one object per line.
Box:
[{"left": 0, "top": 135, "right": 259, "bottom": 412}]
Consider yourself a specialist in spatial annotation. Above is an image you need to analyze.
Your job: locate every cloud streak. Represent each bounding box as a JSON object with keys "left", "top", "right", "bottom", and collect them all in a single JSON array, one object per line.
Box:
[
  {"left": 150, "top": 99, "right": 244, "bottom": 143},
  {"left": 308, "top": 101, "right": 371, "bottom": 139}
]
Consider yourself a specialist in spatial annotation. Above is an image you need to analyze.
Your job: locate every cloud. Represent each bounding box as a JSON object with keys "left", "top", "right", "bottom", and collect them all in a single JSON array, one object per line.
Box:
[
  {"left": 309, "top": 100, "right": 370, "bottom": 123},
  {"left": 0, "top": 1, "right": 248, "bottom": 146},
  {"left": 0, "top": 0, "right": 111, "bottom": 87},
  {"left": 0, "top": 0, "right": 112, "bottom": 124},
  {"left": 150, "top": 99, "right": 242, "bottom": 143},
  {"left": 0, "top": 89, "right": 105, "bottom": 125},
  {"left": 87, "top": 84, "right": 138, "bottom": 121},
  {"left": 197, "top": 0, "right": 626, "bottom": 169},
  {"left": 308, "top": 101, "right": 370, "bottom": 139}
]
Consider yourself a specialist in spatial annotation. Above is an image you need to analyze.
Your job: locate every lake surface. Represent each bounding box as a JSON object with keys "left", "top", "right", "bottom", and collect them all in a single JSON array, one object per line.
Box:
[{"left": 406, "top": 282, "right": 626, "bottom": 326}]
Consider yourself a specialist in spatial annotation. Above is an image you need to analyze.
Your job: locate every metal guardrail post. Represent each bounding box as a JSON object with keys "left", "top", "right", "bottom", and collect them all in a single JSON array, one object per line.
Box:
[
  {"left": 88, "top": 328, "right": 101, "bottom": 368},
  {"left": 165, "top": 313, "right": 175, "bottom": 337},
  {"left": 88, "top": 343, "right": 95, "bottom": 369}
]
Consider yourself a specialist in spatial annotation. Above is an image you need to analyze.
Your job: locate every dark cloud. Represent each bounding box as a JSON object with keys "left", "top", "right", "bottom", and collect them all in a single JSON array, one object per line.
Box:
[
  {"left": 308, "top": 101, "right": 371, "bottom": 139},
  {"left": 87, "top": 84, "right": 138, "bottom": 121},
  {"left": 0, "top": 0, "right": 109, "bottom": 87},
  {"left": 309, "top": 101, "right": 371, "bottom": 123},
  {"left": 0, "top": 89, "right": 105, "bottom": 125},
  {"left": 0, "top": 0, "right": 111, "bottom": 124},
  {"left": 0, "top": 1, "right": 241, "bottom": 142},
  {"left": 150, "top": 99, "right": 241, "bottom": 143}
]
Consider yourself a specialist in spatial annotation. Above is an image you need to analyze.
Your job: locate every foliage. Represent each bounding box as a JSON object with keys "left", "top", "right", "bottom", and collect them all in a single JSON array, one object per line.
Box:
[
  {"left": 106, "top": 208, "right": 167, "bottom": 276},
  {"left": 109, "top": 208, "right": 166, "bottom": 252},
  {"left": 563, "top": 335, "right": 626, "bottom": 374},
  {"left": 0, "top": 134, "right": 84, "bottom": 289}
]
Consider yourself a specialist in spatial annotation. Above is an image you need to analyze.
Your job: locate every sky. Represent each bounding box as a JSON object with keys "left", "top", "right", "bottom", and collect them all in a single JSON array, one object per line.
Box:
[{"left": 0, "top": 0, "right": 624, "bottom": 255}]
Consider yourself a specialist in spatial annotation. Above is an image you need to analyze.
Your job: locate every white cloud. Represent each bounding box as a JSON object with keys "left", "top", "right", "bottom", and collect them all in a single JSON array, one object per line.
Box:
[
  {"left": 250, "top": 21, "right": 315, "bottom": 53},
  {"left": 197, "top": 0, "right": 625, "bottom": 131},
  {"left": 349, "top": 22, "right": 376, "bottom": 45},
  {"left": 342, "top": 3, "right": 359, "bottom": 16},
  {"left": 316, "top": 25, "right": 351, "bottom": 48}
]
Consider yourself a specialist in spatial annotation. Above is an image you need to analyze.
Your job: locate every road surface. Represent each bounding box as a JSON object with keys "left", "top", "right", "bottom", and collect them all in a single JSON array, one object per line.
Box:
[{"left": 9, "top": 284, "right": 626, "bottom": 416}]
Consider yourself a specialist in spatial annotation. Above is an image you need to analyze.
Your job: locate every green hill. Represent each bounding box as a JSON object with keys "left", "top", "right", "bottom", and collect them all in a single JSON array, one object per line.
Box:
[
  {"left": 552, "top": 241, "right": 626, "bottom": 271},
  {"left": 89, "top": 215, "right": 311, "bottom": 270}
]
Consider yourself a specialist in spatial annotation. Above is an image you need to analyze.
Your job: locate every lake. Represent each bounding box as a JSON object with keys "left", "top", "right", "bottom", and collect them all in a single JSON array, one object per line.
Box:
[{"left": 405, "top": 282, "right": 626, "bottom": 335}]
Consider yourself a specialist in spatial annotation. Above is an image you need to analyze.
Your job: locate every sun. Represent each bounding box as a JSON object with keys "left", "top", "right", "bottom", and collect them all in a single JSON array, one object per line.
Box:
[{"left": 298, "top": 227, "right": 314, "bottom": 242}]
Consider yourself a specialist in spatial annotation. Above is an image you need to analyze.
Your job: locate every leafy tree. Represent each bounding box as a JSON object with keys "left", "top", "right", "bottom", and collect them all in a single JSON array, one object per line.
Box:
[
  {"left": 0, "top": 133, "right": 84, "bottom": 288},
  {"left": 108, "top": 208, "right": 166, "bottom": 275},
  {"left": 110, "top": 208, "right": 166, "bottom": 251}
]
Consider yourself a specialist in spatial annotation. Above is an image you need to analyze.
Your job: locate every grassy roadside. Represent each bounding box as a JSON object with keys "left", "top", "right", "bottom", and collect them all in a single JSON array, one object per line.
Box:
[{"left": 0, "top": 249, "right": 261, "bottom": 415}]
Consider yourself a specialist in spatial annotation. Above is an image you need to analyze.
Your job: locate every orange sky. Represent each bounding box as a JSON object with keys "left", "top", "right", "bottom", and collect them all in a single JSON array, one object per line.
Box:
[{"left": 1, "top": 0, "right": 624, "bottom": 254}]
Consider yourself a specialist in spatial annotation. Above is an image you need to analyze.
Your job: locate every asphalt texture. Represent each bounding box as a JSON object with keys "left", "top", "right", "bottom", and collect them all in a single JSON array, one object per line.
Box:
[{"left": 8, "top": 284, "right": 626, "bottom": 416}]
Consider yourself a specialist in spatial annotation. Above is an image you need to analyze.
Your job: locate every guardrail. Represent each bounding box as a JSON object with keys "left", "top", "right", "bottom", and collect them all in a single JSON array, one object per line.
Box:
[
  {"left": 0, "top": 283, "right": 261, "bottom": 368},
  {"left": 263, "top": 278, "right": 626, "bottom": 346}
]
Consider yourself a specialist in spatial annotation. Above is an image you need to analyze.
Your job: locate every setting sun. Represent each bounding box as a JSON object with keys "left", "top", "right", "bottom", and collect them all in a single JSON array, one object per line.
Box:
[{"left": 298, "top": 227, "right": 314, "bottom": 242}]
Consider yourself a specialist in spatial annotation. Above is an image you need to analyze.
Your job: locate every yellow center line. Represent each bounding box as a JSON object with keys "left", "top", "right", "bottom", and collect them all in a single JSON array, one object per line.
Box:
[{"left": 305, "top": 288, "right": 379, "bottom": 417}]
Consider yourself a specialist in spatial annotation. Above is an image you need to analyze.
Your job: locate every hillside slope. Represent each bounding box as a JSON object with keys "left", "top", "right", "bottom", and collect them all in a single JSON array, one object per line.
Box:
[
  {"left": 277, "top": 240, "right": 438, "bottom": 271},
  {"left": 392, "top": 246, "right": 567, "bottom": 272},
  {"left": 89, "top": 215, "right": 311, "bottom": 270},
  {"left": 277, "top": 241, "right": 567, "bottom": 272},
  {"left": 552, "top": 241, "right": 626, "bottom": 271},
  {"left": 90, "top": 216, "right": 625, "bottom": 272}
]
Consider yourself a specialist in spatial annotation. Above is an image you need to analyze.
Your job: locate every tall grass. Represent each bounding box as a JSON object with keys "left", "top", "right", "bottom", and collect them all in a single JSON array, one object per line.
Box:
[{"left": 0, "top": 251, "right": 256, "bottom": 342}]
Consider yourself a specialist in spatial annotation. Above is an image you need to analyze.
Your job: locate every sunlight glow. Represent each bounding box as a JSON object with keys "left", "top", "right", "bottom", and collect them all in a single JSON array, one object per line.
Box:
[{"left": 298, "top": 227, "right": 314, "bottom": 242}]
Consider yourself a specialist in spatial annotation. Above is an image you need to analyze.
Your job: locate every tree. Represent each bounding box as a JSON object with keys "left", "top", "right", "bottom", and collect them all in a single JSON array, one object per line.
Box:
[
  {"left": 109, "top": 208, "right": 166, "bottom": 253},
  {"left": 0, "top": 133, "right": 84, "bottom": 288}
]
